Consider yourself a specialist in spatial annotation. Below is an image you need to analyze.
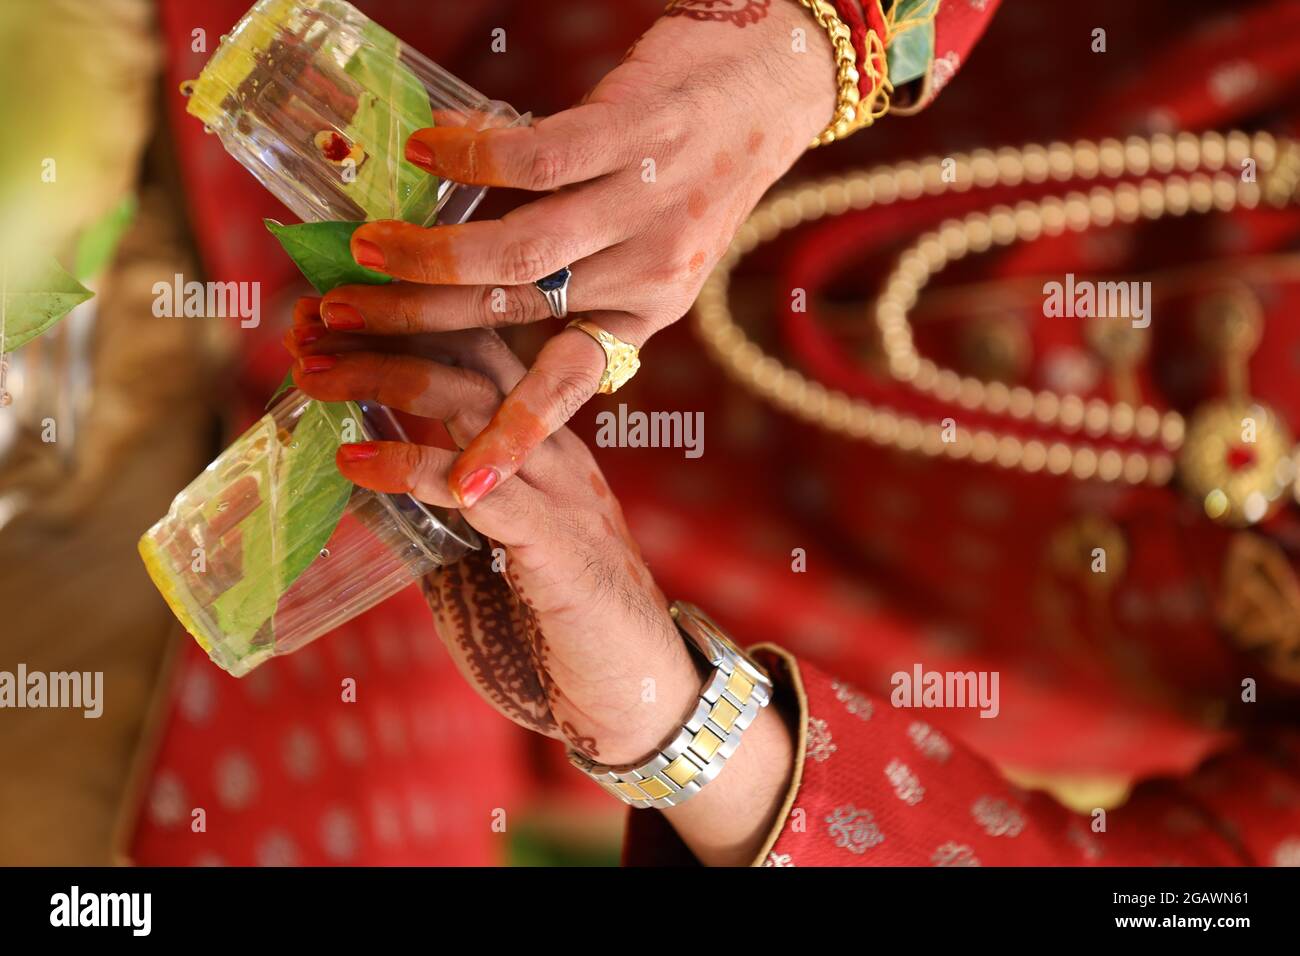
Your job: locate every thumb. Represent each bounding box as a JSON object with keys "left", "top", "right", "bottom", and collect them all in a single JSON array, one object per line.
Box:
[{"left": 447, "top": 313, "right": 647, "bottom": 507}]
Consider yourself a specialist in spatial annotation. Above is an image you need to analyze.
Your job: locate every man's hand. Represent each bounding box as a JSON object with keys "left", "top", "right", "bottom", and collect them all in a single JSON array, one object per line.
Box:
[{"left": 286, "top": 316, "right": 795, "bottom": 865}]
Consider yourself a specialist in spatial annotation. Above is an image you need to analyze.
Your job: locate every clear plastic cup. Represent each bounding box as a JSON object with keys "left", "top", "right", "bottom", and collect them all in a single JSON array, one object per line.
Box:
[
  {"left": 143, "top": 0, "right": 521, "bottom": 675},
  {"left": 183, "top": 0, "right": 529, "bottom": 224},
  {"left": 141, "top": 394, "right": 478, "bottom": 677}
]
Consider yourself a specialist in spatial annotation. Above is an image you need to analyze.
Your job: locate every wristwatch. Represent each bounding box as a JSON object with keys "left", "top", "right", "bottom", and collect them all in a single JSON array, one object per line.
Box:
[{"left": 567, "top": 601, "right": 774, "bottom": 809}]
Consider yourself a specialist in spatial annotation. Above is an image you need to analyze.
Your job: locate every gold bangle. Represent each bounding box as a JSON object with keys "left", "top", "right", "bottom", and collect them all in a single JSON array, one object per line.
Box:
[{"left": 792, "top": 0, "right": 890, "bottom": 147}]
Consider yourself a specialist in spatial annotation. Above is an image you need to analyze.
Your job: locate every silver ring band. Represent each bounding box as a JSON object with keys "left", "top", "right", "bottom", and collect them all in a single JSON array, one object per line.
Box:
[{"left": 534, "top": 266, "right": 572, "bottom": 319}]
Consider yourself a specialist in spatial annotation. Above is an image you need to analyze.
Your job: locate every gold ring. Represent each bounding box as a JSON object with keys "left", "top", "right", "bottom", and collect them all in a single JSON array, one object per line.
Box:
[{"left": 566, "top": 319, "right": 641, "bottom": 395}]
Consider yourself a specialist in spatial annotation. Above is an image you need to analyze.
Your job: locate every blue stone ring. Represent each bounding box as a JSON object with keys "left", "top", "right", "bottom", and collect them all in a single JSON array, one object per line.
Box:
[{"left": 534, "top": 266, "right": 572, "bottom": 319}]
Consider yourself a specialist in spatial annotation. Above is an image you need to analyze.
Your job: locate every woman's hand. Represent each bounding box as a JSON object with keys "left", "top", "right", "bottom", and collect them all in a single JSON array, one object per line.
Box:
[
  {"left": 285, "top": 309, "right": 795, "bottom": 864},
  {"left": 316, "top": 0, "right": 837, "bottom": 508}
]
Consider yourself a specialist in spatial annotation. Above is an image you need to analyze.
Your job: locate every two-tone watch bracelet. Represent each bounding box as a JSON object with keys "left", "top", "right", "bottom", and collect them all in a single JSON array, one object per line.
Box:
[{"left": 567, "top": 601, "right": 774, "bottom": 810}]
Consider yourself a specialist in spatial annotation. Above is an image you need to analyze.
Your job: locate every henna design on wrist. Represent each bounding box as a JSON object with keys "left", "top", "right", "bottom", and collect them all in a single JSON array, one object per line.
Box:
[
  {"left": 422, "top": 541, "right": 606, "bottom": 758},
  {"left": 421, "top": 544, "right": 556, "bottom": 735},
  {"left": 664, "top": 0, "right": 772, "bottom": 27}
]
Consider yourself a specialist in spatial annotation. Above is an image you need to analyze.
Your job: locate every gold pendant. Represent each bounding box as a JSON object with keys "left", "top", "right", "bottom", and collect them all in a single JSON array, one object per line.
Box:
[{"left": 1178, "top": 400, "right": 1295, "bottom": 527}]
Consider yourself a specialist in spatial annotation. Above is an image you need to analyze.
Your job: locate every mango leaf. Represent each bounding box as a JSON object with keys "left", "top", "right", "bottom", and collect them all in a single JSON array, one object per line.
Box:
[
  {"left": 74, "top": 195, "right": 137, "bottom": 281},
  {"left": 342, "top": 20, "right": 438, "bottom": 224},
  {"left": 266, "top": 368, "right": 296, "bottom": 410},
  {"left": 264, "top": 219, "right": 392, "bottom": 294},
  {"left": 275, "top": 398, "right": 359, "bottom": 596},
  {"left": 259, "top": 214, "right": 403, "bottom": 606},
  {"left": 205, "top": 399, "right": 359, "bottom": 645},
  {"left": 1, "top": 257, "right": 93, "bottom": 352},
  {"left": 205, "top": 415, "right": 278, "bottom": 644}
]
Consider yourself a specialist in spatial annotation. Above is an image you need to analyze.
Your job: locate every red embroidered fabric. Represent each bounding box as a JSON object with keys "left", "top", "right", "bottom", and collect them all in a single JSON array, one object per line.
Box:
[{"left": 626, "top": 655, "right": 1300, "bottom": 865}]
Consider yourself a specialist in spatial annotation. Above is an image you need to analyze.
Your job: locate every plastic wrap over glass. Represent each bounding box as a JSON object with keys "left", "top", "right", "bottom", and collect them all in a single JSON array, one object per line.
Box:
[{"left": 142, "top": 0, "right": 523, "bottom": 675}]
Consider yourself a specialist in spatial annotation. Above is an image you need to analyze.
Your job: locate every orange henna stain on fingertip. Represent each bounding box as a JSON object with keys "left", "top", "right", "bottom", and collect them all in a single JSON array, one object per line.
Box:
[
  {"left": 356, "top": 220, "right": 464, "bottom": 283},
  {"left": 688, "top": 251, "right": 707, "bottom": 272},
  {"left": 407, "top": 126, "right": 506, "bottom": 185},
  {"left": 589, "top": 472, "right": 609, "bottom": 498},
  {"left": 335, "top": 449, "right": 415, "bottom": 495},
  {"left": 713, "top": 152, "right": 734, "bottom": 177},
  {"left": 747, "top": 130, "right": 765, "bottom": 152},
  {"left": 448, "top": 400, "right": 549, "bottom": 497}
]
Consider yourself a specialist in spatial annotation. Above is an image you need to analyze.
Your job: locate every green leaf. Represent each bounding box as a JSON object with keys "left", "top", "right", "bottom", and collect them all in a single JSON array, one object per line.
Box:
[
  {"left": 248, "top": 215, "right": 400, "bottom": 637},
  {"left": 264, "top": 219, "right": 393, "bottom": 294},
  {"left": 205, "top": 416, "right": 279, "bottom": 644},
  {"left": 267, "top": 368, "right": 296, "bottom": 410},
  {"left": 205, "top": 400, "right": 359, "bottom": 647},
  {"left": 74, "top": 195, "right": 137, "bottom": 281},
  {"left": 1, "top": 257, "right": 93, "bottom": 352},
  {"left": 275, "top": 399, "right": 358, "bottom": 595},
  {"left": 341, "top": 20, "right": 439, "bottom": 224}
]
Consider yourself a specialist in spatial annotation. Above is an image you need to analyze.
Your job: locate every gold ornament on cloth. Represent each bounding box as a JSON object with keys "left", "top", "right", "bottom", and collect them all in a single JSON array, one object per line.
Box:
[
  {"left": 1085, "top": 316, "right": 1149, "bottom": 406},
  {"left": 1178, "top": 400, "right": 1295, "bottom": 527},
  {"left": 1196, "top": 281, "right": 1264, "bottom": 405},
  {"left": 1048, "top": 513, "right": 1127, "bottom": 591},
  {"left": 1219, "top": 532, "right": 1300, "bottom": 683}
]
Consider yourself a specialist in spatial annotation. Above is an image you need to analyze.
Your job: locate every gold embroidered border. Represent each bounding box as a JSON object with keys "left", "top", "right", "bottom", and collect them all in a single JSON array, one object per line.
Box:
[{"left": 745, "top": 643, "right": 810, "bottom": 866}]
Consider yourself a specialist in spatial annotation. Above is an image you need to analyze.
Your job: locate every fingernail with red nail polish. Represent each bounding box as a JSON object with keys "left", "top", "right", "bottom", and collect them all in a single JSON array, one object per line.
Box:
[
  {"left": 457, "top": 467, "right": 499, "bottom": 508},
  {"left": 300, "top": 354, "right": 337, "bottom": 373},
  {"left": 322, "top": 302, "right": 365, "bottom": 330},
  {"left": 353, "top": 238, "right": 386, "bottom": 271},
  {"left": 404, "top": 138, "right": 435, "bottom": 170},
  {"left": 339, "top": 442, "right": 380, "bottom": 463}
]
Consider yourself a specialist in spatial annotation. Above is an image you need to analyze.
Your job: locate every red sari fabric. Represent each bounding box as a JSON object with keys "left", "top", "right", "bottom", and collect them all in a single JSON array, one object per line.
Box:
[
  {"left": 132, "top": 0, "right": 1300, "bottom": 867},
  {"left": 624, "top": 654, "right": 1300, "bottom": 865}
]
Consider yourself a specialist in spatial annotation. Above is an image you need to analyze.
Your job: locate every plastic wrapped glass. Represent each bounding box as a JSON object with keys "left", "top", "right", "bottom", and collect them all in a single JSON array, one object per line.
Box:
[
  {"left": 141, "top": 397, "right": 478, "bottom": 676},
  {"left": 141, "top": 0, "right": 525, "bottom": 675},
  {"left": 182, "top": 0, "right": 528, "bottom": 224}
]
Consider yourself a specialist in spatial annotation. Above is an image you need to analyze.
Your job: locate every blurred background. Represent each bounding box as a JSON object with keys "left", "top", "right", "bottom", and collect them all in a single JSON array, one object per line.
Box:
[{"left": 2, "top": 0, "right": 1300, "bottom": 866}]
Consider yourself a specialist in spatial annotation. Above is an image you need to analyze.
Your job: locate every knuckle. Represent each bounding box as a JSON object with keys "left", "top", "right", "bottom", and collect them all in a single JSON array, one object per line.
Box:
[
  {"left": 499, "top": 286, "right": 534, "bottom": 326},
  {"left": 641, "top": 292, "right": 690, "bottom": 327},
  {"left": 454, "top": 366, "right": 501, "bottom": 409},
  {"left": 396, "top": 441, "right": 431, "bottom": 480},
  {"left": 474, "top": 285, "right": 506, "bottom": 325},
  {"left": 501, "top": 236, "right": 553, "bottom": 284},
  {"left": 532, "top": 363, "right": 597, "bottom": 423},
  {"left": 661, "top": 239, "right": 697, "bottom": 277},
  {"left": 526, "top": 141, "right": 565, "bottom": 190},
  {"left": 393, "top": 292, "right": 429, "bottom": 334}
]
